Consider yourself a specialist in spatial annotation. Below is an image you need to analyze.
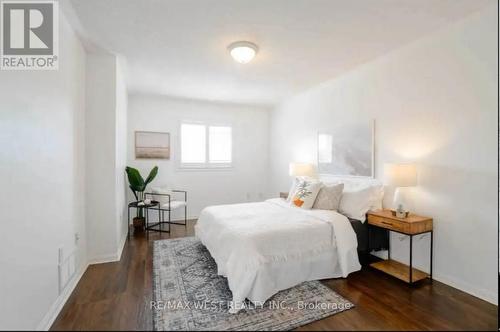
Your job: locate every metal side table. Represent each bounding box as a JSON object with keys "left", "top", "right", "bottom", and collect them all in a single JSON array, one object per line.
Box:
[{"left": 127, "top": 200, "right": 170, "bottom": 239}]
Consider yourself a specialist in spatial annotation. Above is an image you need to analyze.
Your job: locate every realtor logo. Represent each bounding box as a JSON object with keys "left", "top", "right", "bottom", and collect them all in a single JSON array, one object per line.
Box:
[{"left": 1, "top": 0, "right": 58, "bottom": 70}]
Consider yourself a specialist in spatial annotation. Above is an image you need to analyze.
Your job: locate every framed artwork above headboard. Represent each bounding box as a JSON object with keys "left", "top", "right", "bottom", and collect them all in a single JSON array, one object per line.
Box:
[{"left": 317, "top": 120, "right": 374, "bottom": 178}]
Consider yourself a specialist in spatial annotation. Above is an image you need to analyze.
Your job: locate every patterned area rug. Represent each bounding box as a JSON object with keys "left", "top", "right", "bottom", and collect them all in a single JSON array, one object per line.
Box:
[{"left": 153, "top": 237, "right": 354, "bottom": 331}]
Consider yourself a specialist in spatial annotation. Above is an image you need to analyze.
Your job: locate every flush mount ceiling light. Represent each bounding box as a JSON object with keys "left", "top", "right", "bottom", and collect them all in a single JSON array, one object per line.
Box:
[{"left": 228, "top": 41, "right": 258, "bottom": 64}]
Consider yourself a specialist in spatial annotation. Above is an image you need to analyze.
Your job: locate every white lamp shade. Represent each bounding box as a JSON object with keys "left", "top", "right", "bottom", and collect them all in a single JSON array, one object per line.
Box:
[
  {"left": 384, "top": 163, "right": 417, "bottom": 187},
  {"left": 289, "top": 162, "right": 316, "bottom": 177}
]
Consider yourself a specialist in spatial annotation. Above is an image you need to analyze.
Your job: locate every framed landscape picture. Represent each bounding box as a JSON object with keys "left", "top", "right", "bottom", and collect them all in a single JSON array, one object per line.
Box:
[
  {"left": 135, "top": 131, "right": 170, "bottom": 159},
  {"left": 317, "top": 120, "right": 374, "bottom": 177}
]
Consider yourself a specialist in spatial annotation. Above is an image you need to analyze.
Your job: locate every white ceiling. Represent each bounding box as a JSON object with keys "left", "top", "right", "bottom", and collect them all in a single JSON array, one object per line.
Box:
[{"left": 68, "top": 0, "right": 492, "bottom": 106}]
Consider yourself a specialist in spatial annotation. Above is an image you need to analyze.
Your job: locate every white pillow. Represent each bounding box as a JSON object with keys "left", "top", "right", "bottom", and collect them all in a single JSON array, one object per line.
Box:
[
  {"left": 322, "top": 176, "right": 383, "bottom": 211},
  {"left": 339, "top": 185, "right": 382, "bottom": 222},
  {"left": 289, "top": 179, "right": 322, "bottom": 209}
]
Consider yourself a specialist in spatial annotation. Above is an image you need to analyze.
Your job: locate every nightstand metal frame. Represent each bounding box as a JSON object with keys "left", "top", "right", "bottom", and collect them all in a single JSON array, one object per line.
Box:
[{"left": 367, "top": 225, "right": 433, "bottom": 284}]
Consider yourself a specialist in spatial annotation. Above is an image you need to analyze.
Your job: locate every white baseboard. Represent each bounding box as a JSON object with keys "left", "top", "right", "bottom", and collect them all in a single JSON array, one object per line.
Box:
[
  {"left": 375, "top": 251, "right": 498, "bottom": 305},
  {"left": 128, "top": 217, "right": 198, "bottom": 225},
  {"left": 87, "top": 253, "right": 120, "bottom": 265},
  {"left": 431, "top": 272, "right": 498, "bottom": 305},
  {"left": 36, "top": 262, "right": 89, "bottom": 331},
  {"left": 87, "top": 236, "right": 127, "bottom": 265},
  {"left": 168, "top": 217, "right": 198, "bottom": 223},
  {"left": 116, "top": 232, "right": 127, "bottom": 261},
  {"left": 407, "top": 262, "right": 497, "bottom": 305},
  {"left": 37, "top": 234, "right": 129, "bottom": 330},
  {"left": 409, "top": 260, "right": 497, "bottom": 304}
]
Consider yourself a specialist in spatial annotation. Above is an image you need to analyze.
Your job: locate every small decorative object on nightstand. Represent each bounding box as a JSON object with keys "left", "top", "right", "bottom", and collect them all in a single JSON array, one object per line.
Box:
[
  {"left": 367, "top": 209, "right": 433, "bottom": 284},
  {"left": 394, "top": 204, "right": 408, "bottom": 218}
]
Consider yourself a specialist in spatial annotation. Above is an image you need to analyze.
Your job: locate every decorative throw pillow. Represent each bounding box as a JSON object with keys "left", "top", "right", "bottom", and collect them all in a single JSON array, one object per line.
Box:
[
  {"left": 286, "top": 177, "right": 300, "bottom": 202},
  {"left": 286, "top": 176, "right": 315, "bottom": 202},
  {"left": 339, "top": 186, "right": 378, "bottom": 222},
  {"left": 289, "top": 179, "right": 322, "bottom": 209},
  {"left": 312, "top": 183, "right": 344, "bottom": 210}
]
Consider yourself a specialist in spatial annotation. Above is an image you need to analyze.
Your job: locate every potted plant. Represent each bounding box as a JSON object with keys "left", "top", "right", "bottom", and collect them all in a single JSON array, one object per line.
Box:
[{"left": 125, "top": 166, "right": 158, "bottom": 231}]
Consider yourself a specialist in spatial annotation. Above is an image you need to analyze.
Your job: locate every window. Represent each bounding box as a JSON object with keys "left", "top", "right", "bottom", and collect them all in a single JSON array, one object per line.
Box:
[
  {"left": 181, "top": 124, "right": 206, "bottom": 163},
  {"left": 318, "top": 133, "right": 333, "bottom": 163},
  {"left": 180, "top": 123, "right": 232, "bottom": 167},
  {"left": 209, "top": 126, "right": 232, "bottom": 163}
]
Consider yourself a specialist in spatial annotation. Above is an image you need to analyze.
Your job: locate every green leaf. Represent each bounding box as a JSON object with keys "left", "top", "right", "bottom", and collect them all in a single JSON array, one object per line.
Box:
[
  {"left": 129, "top": 185, "right": 139, "bottom": 201},
  {"left": 144, "top": 166, "right": 158, "bottom": 187},
  {"left": 125, "top": 166, "right": 145, "bottom": 192}
]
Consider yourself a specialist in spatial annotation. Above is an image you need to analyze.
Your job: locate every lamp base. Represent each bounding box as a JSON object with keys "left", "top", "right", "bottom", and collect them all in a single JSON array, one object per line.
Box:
[
  {"left": 390, "top": 209, "right": 409, "bottom": 218},
  {"left": 392, "top": 187, "right": 412, "bottom": 218}
]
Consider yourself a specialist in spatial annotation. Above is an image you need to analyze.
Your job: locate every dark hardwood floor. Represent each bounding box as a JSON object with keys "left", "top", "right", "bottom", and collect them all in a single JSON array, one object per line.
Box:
[{"left": 51, "top": 221, "right": 497, "bottom": 331}]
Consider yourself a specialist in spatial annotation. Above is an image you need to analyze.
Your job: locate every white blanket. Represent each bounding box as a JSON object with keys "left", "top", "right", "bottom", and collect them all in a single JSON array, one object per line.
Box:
[{"left": 195, "top": 198, "right": 361, "bottom": 313}]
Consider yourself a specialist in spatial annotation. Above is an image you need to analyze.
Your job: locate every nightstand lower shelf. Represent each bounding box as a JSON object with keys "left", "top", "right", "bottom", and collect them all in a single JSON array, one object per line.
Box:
[{"left": 370, "top": 259, "right": 429, "bottom": 283}]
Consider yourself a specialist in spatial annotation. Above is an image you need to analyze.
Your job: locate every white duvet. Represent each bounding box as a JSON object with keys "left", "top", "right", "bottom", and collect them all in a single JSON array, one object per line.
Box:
[{"left": 195, "top": 198, "right": 361, "bottom": 313}]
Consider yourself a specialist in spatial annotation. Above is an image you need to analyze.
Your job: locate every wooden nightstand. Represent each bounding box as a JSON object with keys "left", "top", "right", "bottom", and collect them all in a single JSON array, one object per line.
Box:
[{"left": 367, "top": 210, "right": 433, "bottom": 284}]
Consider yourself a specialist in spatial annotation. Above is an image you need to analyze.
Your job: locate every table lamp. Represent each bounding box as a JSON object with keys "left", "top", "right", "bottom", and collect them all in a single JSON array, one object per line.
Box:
[
  {"left": 384, "top": 163, "right": 417, "bottom": 218},
  {"left": 289, "top": 162, "right": 317, "bottom": 178}
]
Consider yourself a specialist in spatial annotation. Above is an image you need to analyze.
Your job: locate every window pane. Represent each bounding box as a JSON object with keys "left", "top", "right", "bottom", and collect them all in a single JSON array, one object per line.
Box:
[
  {"left": 209, "top": 126, "right": 232, "bottom": 163},
  {"left": 181, "top": 124, "right": 206, "bottom": 163},
  {"left": 318, "top": 133, "right": 333, "bottom": 163}
]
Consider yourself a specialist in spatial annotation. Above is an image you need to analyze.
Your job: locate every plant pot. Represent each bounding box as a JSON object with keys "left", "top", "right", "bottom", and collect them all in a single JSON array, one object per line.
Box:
[{"left": 133, "top": 217, "right": 145, "bottom": 232}]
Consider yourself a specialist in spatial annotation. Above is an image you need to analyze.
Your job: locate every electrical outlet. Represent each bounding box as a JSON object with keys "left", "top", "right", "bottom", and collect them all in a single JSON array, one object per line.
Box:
[{"left": 74, "top": 232, "right": 80, "bottom": 244}]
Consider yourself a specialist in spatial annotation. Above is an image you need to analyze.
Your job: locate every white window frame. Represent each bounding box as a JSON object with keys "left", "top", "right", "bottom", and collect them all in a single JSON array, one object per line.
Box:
[{"left": 179, "top": 121, "right": 233, "bottom": 170}]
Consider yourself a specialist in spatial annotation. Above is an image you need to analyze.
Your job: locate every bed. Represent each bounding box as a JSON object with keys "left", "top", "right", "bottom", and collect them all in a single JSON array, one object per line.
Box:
[
  {"left": 195, "top": 177, "right": 387, "bottom": 313},
  {"left": 195, "top": 199, "right": 350, "bottom": 312}
]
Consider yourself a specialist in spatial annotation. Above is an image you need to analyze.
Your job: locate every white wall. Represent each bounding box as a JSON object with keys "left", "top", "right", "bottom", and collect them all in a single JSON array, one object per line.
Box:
[
  {"left": 0, "top": 12, "right": 87, "bottom": 330},
  {"left": 269, "top": 6, "right": 497, "bottom": 304},
  {"left": 127, "top": 94, "right": 270, "bottom": 219},
  {"left": 85, "top": 54, "right": 119, "bottom": 261},
  {"left": 115, "top": 57, "right": 129, "bottom": 252},
  {"left": 85, "top": 53, "right": 128, "bottom": 263}
]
